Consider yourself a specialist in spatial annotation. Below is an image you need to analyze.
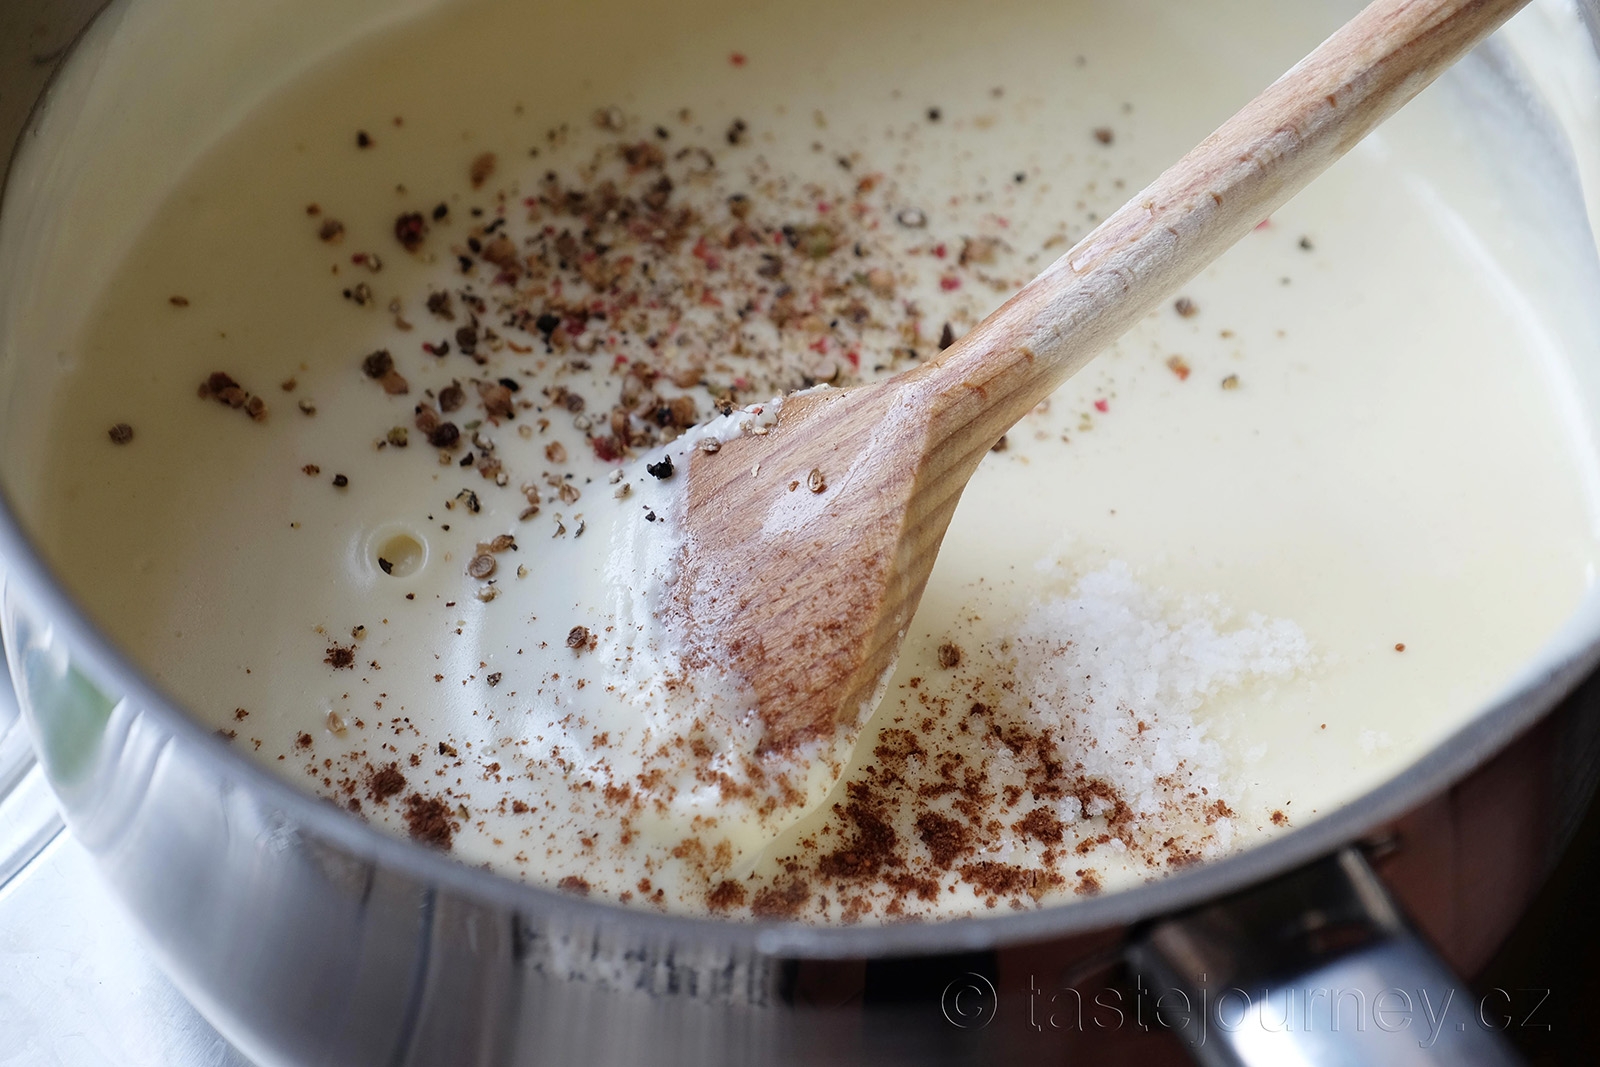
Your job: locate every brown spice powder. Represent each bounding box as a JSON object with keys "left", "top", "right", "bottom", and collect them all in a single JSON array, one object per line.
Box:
[
  {"left": 367, "top": 763, "right": 407, "bottom": 803},
  {"left": 749, "top": 877, "right": 811, "bottom": 919},
  {"left": 402, "top": 793, "right": 457, "bottom": 848}
]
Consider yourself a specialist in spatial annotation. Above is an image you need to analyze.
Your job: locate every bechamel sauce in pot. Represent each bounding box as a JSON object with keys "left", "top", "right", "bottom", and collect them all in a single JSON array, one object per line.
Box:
[{"left": 13, "top": 0, "right": 1600, "bottom": 920}]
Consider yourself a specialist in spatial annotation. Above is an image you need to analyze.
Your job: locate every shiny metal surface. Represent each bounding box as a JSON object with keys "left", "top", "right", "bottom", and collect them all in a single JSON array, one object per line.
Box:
[
  {"left": 0, "top": 833, "right": 253, "bottom": 1067},
  {"left": 1134, "top": 850, "right": 1520, "bottom": 1066},
  {"left": 0, "top": 1, "right": 1598, "bottom": 1065},
  {"left": 0, "top": 640, "right": 63, "bottom": 894},
  {"left": 0, "top": 733, "right": 62, "bottom": 896}
]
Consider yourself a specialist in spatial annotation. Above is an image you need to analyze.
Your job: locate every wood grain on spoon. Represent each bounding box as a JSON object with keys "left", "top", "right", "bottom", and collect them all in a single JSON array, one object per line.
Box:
[{"left": 674, "top": 0, "right": 1530, "bottom": 755}]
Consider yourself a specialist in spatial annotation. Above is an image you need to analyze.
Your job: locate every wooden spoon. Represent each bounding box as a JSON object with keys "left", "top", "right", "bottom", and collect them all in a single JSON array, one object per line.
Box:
[{"left": 672, "top": 0, "right": 1529, "bottom": 756}]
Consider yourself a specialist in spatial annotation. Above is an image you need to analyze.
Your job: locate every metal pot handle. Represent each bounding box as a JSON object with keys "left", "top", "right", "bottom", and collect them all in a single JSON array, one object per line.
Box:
[
  {"left": 0, "top": 619, "right": 64, "bottom": 894},
  {"left": 1128, "top": 847, "right": 1524, "bottom": 1066}
]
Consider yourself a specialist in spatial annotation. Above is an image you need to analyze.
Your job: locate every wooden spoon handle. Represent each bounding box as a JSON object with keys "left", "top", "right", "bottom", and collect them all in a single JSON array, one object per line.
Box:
[{"left": 922, "top": 0, "right": 1529, "bottom": 451}]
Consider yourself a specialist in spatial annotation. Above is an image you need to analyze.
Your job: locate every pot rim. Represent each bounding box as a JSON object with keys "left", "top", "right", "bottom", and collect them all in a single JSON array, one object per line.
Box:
[{"left": 3, "top": 5, "right": 1599, "bottom": 961}]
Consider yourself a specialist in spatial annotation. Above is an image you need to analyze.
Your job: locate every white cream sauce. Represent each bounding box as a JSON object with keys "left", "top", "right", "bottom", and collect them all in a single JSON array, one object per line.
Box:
[{"left": 11, "top": 0, "right": 1600, "bottom": 918}]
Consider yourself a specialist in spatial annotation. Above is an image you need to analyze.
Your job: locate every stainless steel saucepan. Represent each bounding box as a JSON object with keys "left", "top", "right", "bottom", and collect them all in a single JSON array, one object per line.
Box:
[{"left": 2, "top": 1, "right": 1599, "bottom": 1063}]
